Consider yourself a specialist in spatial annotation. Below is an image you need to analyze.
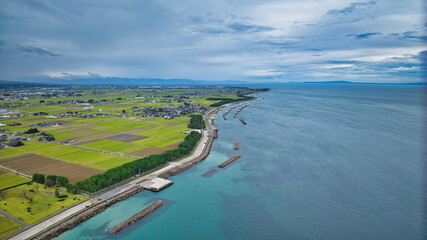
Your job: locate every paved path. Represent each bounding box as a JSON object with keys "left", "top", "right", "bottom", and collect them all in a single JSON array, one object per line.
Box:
[{"left": 0, "top": 209, "right": 30, "bottom": 227}]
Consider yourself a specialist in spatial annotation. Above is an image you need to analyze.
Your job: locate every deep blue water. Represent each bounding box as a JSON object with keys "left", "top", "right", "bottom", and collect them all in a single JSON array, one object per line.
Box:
[{"left": 56, "top": 84, "right": 426, "bottom": 240}]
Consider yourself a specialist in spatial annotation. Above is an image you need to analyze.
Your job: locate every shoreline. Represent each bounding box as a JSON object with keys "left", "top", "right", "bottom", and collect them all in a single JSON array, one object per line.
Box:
[{"left": 8, "top": 98, "right": 257, "bottom": 240}]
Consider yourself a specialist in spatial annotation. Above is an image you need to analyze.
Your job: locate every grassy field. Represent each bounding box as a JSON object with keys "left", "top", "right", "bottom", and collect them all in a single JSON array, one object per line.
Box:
[
  {"left": 0, "top": 183, "right": 88, "bottom": 224},
  {"left": 0, "top": 213, "right": 25, "bottom": 239},
  {"left": 80, "top": 139, "right": 147, "bottom": 154},
  {"left": 35, "top": 146, "right": 138, "bottom": 171},
  {"left": 132, "top": 137, "right": 182, "bottom": 148},
  {"left": 0, "top": 148, "right": 26, "bottom": 159},
  {"left": 0, "top": 172, "right": 32, "bottom": 191},
  {"left": 137, "top": 125, "right": 189, "bottom": 140}
]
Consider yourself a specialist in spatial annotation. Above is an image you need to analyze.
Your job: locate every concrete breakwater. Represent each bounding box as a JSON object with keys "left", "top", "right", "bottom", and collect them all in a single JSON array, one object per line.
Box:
[
  {"left": 218, "top": 155, "right": 241, "bottom": 168},
  {"left": 109, "top": 200, "right": 164, "bottom": 234},
  {"left": 160, "top": 134, "right": 215, "bottom": 178},
  {"left": 29, "top": 186, "right": 145, "bottom": 240}
]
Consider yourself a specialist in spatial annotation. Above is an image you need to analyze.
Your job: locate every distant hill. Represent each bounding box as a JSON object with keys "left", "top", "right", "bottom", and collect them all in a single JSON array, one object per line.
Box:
[{"left": 0, "top": 80, "right": 59, "bottom": 89}]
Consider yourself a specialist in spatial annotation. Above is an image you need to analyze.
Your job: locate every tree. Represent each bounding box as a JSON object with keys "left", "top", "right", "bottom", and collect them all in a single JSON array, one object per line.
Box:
[
  {"left": 45, "top": 179, "right": 55, "bottom": 188},
  {"left": 24, "top": 128, "right": 39, "bottom": 134},
  {"left": 46, "top": 175, "right": 57, "bottom": 185},
  {"left": 39, "top": 100, "right": 45, "bottom": 103},
  {"left": 122, "top": 109, "right": 126, "bottom": 113},
  {"left": 32, "top": 173, "right": 45, "bottom": 184},
  {"left": 57, "top": 176, "right": 69, "bottom": 187}
]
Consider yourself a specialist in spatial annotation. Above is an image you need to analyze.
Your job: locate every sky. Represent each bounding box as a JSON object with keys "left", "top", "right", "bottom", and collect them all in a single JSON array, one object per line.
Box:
[{"left": 0, "top": 0, "right": 425, "bottom": 83}]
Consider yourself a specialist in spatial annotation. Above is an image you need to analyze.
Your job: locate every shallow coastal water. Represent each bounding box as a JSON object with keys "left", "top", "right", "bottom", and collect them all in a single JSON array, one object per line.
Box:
[{"left": 56, "top": 84, "right": 426, "bottom": 240}]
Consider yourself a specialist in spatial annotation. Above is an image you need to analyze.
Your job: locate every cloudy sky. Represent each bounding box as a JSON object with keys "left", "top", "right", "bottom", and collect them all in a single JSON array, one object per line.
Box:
[{"left": 0, "top": 0, "right": 425, "bottom": 83}]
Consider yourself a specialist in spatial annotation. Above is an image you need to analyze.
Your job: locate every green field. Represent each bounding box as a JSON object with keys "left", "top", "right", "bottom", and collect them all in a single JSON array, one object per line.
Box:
[
  {"left": 80, "top": 139, "right": 146, "bottom": 154},
  {"left": 0, "top": 172, "right": 32, "bottom": 191},
  {"left": 136, "top": 125, "right": 189, "bottom": 140},
  {"left": 0, "top": 148, "right": 26, "bottom": 159},
  {"left": 132, "top": 137, "right": 182, "bottom": 148},
  {"left": 0, "top": 183, "right": 88, "bottom": 224},
  {"left": 0, "top": 213, "right": 25, "bottom": 239},
  {"left": 36, "top": 146, "right": 138, "bottom": 170}
]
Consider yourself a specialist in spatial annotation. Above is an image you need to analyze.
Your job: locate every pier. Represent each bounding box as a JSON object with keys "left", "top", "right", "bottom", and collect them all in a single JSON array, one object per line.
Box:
[
  {"left": 218, "top": 155, "right": 241, "bottom": 168},
  {"left": 109, "top": 200, "right": 164, "bottom": 234},
  {"left": 234, "top": 142, "right": 239, "bottom": 150},
  {"left": 138, "top": 177, "right": 173, "bottom": 192}
]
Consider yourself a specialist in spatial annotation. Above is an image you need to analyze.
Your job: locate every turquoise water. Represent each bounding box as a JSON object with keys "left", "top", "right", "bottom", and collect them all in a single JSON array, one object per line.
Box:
[{"left": 56, "top": 84, "right": 426, "bottom": 240}]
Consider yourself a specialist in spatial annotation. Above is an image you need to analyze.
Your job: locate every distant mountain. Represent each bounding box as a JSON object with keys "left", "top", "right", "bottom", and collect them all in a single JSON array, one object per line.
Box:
[
  {"left": 27, "top": 77, "right": 249, "bottom": 86},
  {"left": 0, "top": 80, "right": 59, "bottom": 89}
]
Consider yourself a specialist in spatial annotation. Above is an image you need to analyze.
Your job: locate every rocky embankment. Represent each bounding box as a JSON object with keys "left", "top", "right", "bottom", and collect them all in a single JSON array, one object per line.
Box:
[{"left": 29, "top": 186, "right": 145, "bottom": 240}]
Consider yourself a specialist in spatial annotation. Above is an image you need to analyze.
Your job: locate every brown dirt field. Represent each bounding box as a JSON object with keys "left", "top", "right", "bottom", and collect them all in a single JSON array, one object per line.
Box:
[
  {"left": 164, "top": 142, "right": 181, "bottom": 150},
  {"left": 130, "top": 147, "right": 167, "bottom": 157},
  {"left": 0, "top": 153, "right": 103, "bottom": 183},
  {"left": 104, "top": 134, "right": 147, "bottom": 143}
]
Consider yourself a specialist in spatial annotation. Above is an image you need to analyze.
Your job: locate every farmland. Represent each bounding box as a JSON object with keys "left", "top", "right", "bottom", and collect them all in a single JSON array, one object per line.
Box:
[
  {"left": 0, "top": 169, "right": 31, "bottom": 190},
  {"left": 0, "top": 183, "right": 88, "bottom": 224},
  {"left": 0, "top": 213, "right": 25, "bottom": 239}
]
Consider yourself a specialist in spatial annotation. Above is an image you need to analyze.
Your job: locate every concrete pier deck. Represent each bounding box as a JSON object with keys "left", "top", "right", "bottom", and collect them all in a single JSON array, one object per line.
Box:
[{"left": 138, "top": 177, "right": 173, "bottom": 192}]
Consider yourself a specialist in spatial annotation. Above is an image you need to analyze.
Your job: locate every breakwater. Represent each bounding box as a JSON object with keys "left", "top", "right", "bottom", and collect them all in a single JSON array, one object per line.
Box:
[
  {"left": 201, "top": 169, "right": 218, "bottom": 177},
  {"left": 109, "top": 200, "right": 164, "bottom": 234},
  {"left": 28, "top": 186, "right": 145, "bottom": 240},
  {"left": 234, "top": 142, "right": 239, "bottom": 150},
  {"left": 218, "top": 155, "right": 241, "bottom": 168}
]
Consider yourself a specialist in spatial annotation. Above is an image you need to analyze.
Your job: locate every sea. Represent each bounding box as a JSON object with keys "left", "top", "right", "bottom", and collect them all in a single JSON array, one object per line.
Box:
[{"left": 56, "top": 84, "right": 426, "bottom": 240}]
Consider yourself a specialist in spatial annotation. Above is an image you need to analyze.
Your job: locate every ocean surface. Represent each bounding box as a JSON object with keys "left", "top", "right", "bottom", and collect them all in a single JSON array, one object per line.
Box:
[{"left": 56, "top": 84, "right": 426, "bottom": 240}]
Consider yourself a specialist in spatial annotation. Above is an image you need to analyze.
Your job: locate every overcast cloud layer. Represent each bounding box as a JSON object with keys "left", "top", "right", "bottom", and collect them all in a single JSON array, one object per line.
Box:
[{"left": 0, "top": 0, "right": 425, "bottom": 83}]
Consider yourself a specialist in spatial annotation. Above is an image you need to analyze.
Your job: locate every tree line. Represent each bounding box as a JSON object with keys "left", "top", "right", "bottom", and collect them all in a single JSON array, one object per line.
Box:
[
  {"left": 208, "top": 95, "right": 254, "bottom": 107},
  {"left": 188, "top": 114, "right": 205, "bottom": 129},
  {"left": 69, "top": 131, "right": 201, "bottom": 193}
]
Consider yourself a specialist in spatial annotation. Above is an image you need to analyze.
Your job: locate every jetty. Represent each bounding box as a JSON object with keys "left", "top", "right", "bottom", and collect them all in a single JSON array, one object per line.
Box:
[
  {"left": 109, "top": 200, "right": 164, "bottom": 234},
  {"left": 218, "top": 155, "right": 241, "bottom": 168},
  {"left": 234, "top": 142, "right": 239, "bottom": 150},
  {"left": 138, "top": 177, "right": 173, "bottom": 192},
  {"left": 239, "top": 119, "right": 247, "bottom": 125}
]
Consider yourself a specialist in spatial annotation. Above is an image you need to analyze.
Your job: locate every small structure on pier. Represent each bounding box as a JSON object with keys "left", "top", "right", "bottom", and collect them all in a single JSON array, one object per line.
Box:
[{"left": 139, "top": 177, "right": 173, "bottom": 192}]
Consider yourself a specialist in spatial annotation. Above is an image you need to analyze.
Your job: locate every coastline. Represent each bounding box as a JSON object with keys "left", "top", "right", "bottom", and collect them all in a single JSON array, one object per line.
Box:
[{"left": 8, "top": 98, "right": 256, "bottom": 240}]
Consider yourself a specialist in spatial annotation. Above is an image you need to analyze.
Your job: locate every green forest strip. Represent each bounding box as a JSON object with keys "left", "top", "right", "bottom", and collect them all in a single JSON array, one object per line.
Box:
[
  {"left": 72, "top": 131, "right": 201, "bottom": 193},
  {"left": 207, "top": 95, "right": 254, "bottom": 107},
  {"left": 188, "top": 114, "right": 205, "bottom": 129}
]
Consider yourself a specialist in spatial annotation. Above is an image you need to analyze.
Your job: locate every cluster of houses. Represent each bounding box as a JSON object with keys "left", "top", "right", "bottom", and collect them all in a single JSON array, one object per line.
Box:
[
  {"left": 133, "top": 104, "right": 206, "bottom": 118},
  {"left": 29, "top": 121, "right": 63, "bottom": 128}
]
